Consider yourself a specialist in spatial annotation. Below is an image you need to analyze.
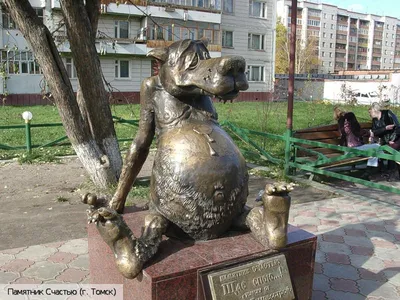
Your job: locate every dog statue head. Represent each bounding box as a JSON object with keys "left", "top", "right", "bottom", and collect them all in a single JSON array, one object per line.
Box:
[{"left": 147, "top": 39, "right": 249, "bottom": 101}]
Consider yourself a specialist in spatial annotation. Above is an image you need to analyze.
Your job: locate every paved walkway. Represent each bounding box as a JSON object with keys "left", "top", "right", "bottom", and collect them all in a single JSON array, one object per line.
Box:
[{"left": 0, "top": 194, "right": 399, "bottom": 299}]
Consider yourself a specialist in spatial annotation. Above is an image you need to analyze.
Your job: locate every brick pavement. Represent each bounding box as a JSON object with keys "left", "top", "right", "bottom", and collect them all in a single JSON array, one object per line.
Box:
[{"left": 1, "top": 196, "right": 399, "bottom": 299}]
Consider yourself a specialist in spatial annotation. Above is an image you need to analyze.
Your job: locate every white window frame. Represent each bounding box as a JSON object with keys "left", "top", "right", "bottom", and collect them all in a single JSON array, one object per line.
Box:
[
  {"left": 223, "top": 0, "right": 234, "bottom": 14},
  {"left": 65, "top": 57, "right": 77, "bottom": 79},
  {"left": 114, "top": 20, "right": 129, "bottom": 39},
  {"left": 247, "top": 65, "right": 264, "bottom": 82},
  {"left": 249, "top": 1, "right": 267, "bottom": 19},
  {"left": 1, "top": 11, "right": 17, "bottom": 29},
  {"left": 115, "top": 60, "right": 130, "bottom": 79},
  {"left": 0, "top": 50, "right": 42, "bottom": 75},
  {"left": 248, "top": 33, "right": 265, "bottom": 50},
  {"left": 307, "top": 19, "right": 320, "bottom": 27},
  {"left": 222, "top": 30, "right": 234, "bottom": 48}
]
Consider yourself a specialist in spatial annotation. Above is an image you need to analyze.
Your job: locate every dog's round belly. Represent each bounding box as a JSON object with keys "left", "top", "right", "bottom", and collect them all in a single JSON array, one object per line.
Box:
[{"left": 151, "top": 121, "right": 249, "bottom": 240}]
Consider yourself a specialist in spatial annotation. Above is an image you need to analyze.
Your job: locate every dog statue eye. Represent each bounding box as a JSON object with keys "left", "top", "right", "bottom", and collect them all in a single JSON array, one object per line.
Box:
[{"left": 188, "top": 54, "right": 199, "bottom": 70}]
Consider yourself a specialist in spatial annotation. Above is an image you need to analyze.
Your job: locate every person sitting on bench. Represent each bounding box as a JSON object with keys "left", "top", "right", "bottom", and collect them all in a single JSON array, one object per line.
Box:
[
  {"left": 369, "top": 102, "right": 400, "bottom": 180},
  {"left": 334, "top": 107, "right": 380, "bottom": 180}
]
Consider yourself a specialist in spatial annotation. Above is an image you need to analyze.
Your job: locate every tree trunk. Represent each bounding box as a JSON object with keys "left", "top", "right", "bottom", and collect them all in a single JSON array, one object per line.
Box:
[{"left": 4, "top": 0, "right": 122, "bottom": 189}]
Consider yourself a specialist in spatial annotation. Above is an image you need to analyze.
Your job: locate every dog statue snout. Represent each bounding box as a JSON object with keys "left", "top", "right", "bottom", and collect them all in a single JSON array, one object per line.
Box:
[{"left": 217, "top": 56, "right": 246, "bottom": 76}]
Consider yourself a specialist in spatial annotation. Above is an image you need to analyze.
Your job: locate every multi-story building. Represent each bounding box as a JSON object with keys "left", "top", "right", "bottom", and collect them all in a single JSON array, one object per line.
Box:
[
  {"left": 277, "top": 0, "right": 400, "bottom": 73},
  {"left": 0, "top": 0, "right": 275, "bottom": 105}
]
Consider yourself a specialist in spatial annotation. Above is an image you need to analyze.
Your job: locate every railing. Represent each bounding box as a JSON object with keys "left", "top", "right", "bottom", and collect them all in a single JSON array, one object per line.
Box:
[
  {"left": 139, "top": 25, "right": 221, "bottom": 50},
  {"left": 3, "top": 118, "right": 400, "bottom": 195},
  {"left": 0, "top": 116, "right": 139, "bottom": 152},
  {"left": 221, "top": 121, "right": 400, "bottom": 196}
]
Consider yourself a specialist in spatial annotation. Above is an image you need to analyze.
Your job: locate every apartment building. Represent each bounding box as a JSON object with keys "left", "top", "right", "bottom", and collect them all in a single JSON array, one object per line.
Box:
[
  {"left": 0, "top": 0, "right": 275, "bottom": 105},
  {"left": 277, "top": 0, "right": 400, "bottom": 73}
]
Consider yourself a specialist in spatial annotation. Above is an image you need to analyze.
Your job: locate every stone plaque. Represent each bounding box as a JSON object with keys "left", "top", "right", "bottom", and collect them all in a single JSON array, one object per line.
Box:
[{"left": 205, "top": 254, "right": 294, "bottom": 300}]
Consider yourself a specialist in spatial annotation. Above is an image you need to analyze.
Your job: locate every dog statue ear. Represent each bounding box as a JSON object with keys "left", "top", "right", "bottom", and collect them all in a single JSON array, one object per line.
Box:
[
  {"left": 147, "top": 47, "right": 168, "bottom": 63},
  {"left": 200, "top": 37, "right": 209, "bottom": 48}
]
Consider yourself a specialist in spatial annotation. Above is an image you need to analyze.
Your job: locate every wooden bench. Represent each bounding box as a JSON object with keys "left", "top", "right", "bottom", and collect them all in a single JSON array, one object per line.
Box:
[{"left": 293, "top": 122, "right": 372, "bottom": 169}]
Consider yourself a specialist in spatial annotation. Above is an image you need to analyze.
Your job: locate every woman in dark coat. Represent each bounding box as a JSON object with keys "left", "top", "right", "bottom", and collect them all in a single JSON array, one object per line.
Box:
[
  {"left": 369, "top": 102, "right": 400, "bottom": 180},
  {"left": 369, "top": 102, "right": 400, "bottom": 149}
]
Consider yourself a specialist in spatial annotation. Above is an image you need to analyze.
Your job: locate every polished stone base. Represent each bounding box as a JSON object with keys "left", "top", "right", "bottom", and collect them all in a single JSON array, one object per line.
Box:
[{"left": 88, "top": 210, "right": 317, "bottom": 300}]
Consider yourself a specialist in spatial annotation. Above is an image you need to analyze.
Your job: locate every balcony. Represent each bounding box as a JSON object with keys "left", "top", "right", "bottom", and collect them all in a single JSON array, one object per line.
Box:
[
  {"left": 144, "top": 26, "right": 222, "bottom": 52},
  {"left": 336, "top": 37, "right": 347, "bottom": 42},
  {"left": 375, "top": 26, "right": 384, "bottom": 32},
  {"left": 372, "top": 60, "right": 381, "bottom": 66},
  {"left": 335, "top": 56, "right": 346, "bottom": 62},
  {"left": 147, "top": 39, "right": 221, "bottom": 52},
  {"left": 335, "top": 48, "right": 346, "bottom": 53},
  {"left": 101, "top": 0, "right": 146, "bottom": 5}
]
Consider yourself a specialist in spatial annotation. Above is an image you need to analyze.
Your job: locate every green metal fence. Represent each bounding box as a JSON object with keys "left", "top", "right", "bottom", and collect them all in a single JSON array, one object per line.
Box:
[
  {"left": 2, "top": 118, "right": 400, "bottom": 194},
  {"left": 0, "top": 116, "right": 139, "bottom": 152},
  {"left": 221, "top": 121, "right": 400, "bottom": 195}
]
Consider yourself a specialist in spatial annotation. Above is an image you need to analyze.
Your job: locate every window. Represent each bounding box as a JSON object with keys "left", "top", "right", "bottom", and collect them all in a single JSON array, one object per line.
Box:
[
  {"left": 222, "top": 30, "right": 233, "bottom": 47},
  {"left": 248, "top": 33, "right": 264, "bottom": 50},
  {"left": 115, "top": 60, "right": 129, "bottom": 78},
  {"left": 331, "top": 24, "right": 335, "bottom": 29},
  {"left": 34, "top": 8, "right": 44, "bottom": 23},
  {"left": 323, "top": 13, "right": 327, "bottom": 19},
  {"left": 330, "top": 52, "right": 333, "bottom": 57},
  {"left": 329, "top": 62, "right": 332, "bottom": 67},
  {"left": 249, "top": 1, "right": 266, "bottom": 18},
  {"left": 223, "top": 0, "right": 233, "bottom": 14},
  {"left": 331, "top": 15, "right": 334, "bottom": 20},
  {"left": 330, "top": 43, "right": 333, "bottom": 48},
  {"left": 0, "top": 50, "right": 41, "bottom": 75},
  {"left": 297, "top": 18, "right": 302, "bottom": 25},
  {"left": 307, "top": 20, "right": 320, "bottom": 27},
  {"left": 308, "top": 9, "right": 320, "bottom": 17},
  {"left": 247, "top": 65, "right": 264, "bottom": 81},
  {"left": 322, "top": 61, "right": 325, "bottom": 66},
  {"left": 337, "top": 25, "right": 348, "bottom": 31},
  {"left": 65, "top": 58, "right": 77, "bottom": 78},
  {"left": 322, "top": 51, "right": 325, "bottom": 57},
  {"left": 322, "top": 42, "right": 325, "bottom": 47},
  {"left": 323, "top": 33, "right": 326, "bottom": 38},
  {"left": 323, "top": 23, "right": 327, "bottom": 28},
  {"left": 114, "top": 21, "right": 129, "bottom": 39},
  {"left": 1, "top": 11, "right": 17, "bottom": 29},
  {"left": 330, "top": 33, "right": 333, "bottom": 39}
]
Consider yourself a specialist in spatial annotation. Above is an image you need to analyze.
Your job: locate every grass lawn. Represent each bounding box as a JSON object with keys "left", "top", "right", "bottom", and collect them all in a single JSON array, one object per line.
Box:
[{"left": 0, "top": 100, "right": 390, "bottom": 162}]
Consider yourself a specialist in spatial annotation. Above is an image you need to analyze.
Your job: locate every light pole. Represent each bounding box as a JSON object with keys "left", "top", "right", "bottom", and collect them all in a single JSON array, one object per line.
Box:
[{"left": 22, "top": 111, "right": 33, "bottom": 153}]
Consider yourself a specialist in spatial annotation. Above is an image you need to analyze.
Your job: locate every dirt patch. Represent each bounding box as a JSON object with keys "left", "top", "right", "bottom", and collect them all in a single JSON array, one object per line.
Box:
[{"left": 0, "top": 157, "right": 337, "bottom": 250}]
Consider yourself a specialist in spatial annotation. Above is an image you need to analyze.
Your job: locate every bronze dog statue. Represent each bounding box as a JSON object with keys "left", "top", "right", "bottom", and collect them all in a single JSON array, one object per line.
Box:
[{"left": 85, "top": 39, "right": 292, "bottom": 279}]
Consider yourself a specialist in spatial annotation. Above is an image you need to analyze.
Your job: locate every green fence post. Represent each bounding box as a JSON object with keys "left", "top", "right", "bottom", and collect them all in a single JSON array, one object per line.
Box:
[
  {"left": 22, "top": 111, "right": 33, "bottom": 153},
  {"left": 284, "top": 128, "right": 292, "bottom": 176}
]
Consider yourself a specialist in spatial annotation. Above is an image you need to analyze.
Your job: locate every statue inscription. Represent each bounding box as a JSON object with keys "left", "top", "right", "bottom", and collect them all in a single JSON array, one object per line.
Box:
[{"left": 207, "top": 254, "right": 294, "bottom": 300}]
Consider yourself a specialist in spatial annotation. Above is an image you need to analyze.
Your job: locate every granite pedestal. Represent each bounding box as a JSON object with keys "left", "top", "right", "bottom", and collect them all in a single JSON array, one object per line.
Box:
[{"left": 88, "top": 210, "right": 316, "bottom": 300}]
